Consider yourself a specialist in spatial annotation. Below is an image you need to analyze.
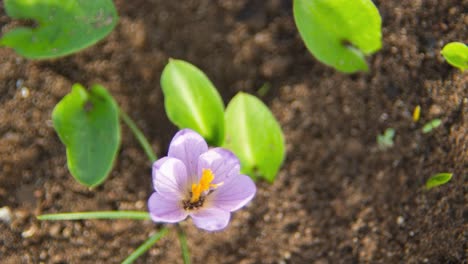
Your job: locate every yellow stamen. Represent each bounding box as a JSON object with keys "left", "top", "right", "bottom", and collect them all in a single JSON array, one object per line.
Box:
[{"left": 190, "top": 169, "right": 218, "bottom": 203}]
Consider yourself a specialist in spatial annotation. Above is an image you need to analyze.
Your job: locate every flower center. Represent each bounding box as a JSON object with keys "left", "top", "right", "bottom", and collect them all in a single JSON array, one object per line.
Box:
[
  {"left": 183, "top": 168, "right": 221, "bottom": 210},
  {"left": 190, "top": 168, "right": 216, "bottom": 203}
]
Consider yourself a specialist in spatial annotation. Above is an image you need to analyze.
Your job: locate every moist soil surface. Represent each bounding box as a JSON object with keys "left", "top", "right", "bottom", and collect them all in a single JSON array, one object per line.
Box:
[{"left": 0, "top": 0, "right": 467, "bottom": 263}]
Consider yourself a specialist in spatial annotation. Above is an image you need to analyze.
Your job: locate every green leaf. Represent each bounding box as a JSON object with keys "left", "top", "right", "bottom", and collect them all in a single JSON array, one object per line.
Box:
[
  {"left": 52, "top": 84, "right": 120, "bottom": 187},
  {"left": 422, "top": 118, "right": 442, "bottom": 134},
  {"left": 293, "top": 0, "right": 382, "bottom": 73},
  {"left": 441, "top": 42, "right": 468, "bottom": 71},
  {"left": 425, "top": 173, "right": 453, "bottom": 190},
  {"left": 0, "top": 0, "right": 118, "bottom": 59},
  {"left": 377, "top": 128, "right": 395, "bottom": 150},
  {"left": 160, "top": 59, "right": 225, "bottom": 146},
  {"left": 223, "top": 92, "right": 285, "bottom": 182}
]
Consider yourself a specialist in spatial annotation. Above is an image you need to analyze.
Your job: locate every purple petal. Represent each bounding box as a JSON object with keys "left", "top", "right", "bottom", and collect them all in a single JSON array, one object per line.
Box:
[
  {"left": 152, "top": 157, "right": 169, "bottom": 190},
  {"left": 209, "top": 175, "right": 256, "bottom": 212},
  {"left": 197, "top": 148, "right": 240, "bottom": 185},
  {"left": 168, "top": 129, "right": 208, "bottom": 184},
  {"left": 190, "top": 208, "right": 231, "bottom": 231},
  {"left": 153, "top": 157, "right": 190, "bottom": 200},
  {"left": 148, "top": 192, "right": 188, "bottom": 223}
]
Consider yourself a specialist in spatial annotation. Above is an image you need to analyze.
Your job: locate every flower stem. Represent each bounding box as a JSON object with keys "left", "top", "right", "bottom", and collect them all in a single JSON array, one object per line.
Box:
[
  {"left": 119, "top": 109, "right": 157, "bottom": 163},
  {"left": 121, "top": 227, "right": 169, "bottom": 264},
  {"left": 177, "top": 225, "right": 191, "bottom": 264},
  {"left": 37, "top": 211, "right": 150, "bottom": 221}
]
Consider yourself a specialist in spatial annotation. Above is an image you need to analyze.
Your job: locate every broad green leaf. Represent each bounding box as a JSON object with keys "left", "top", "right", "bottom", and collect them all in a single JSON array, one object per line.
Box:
[
  {"left": 0, "top": 0, "right": 118, "bottom": 59},
  {"left": 293, "top": 0, "right": 382, "bottom": 73},
  {"left": 52, "top": 84, "right": 120, "bottom": 187},
  {"left": 425, "top": 173, "right": 453, "bottom": 190},
  {"left": 441, "top": 42, "right": 468, "bottom": 71},
  {"left": 223, "top": 92, "right": 285, "bottom": 182},
  {"left": 160, "top": 59, "right": 225, "bottom": 146},
  {"left": 422, "top": 118, "right": 442, "bottom": 134}
]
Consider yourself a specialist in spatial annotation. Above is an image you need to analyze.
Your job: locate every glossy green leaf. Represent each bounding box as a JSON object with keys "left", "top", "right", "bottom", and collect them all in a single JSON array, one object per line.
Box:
[
  {"left": 425, "top": 173, "right": 453, "bottom": 190},
  {"left": 441, "top": 42, "right": 468, "bottom": 71},
  {"left": 52, "top": 84, "right": 120, "bottom": 187},
  {"left": 422, "top": 118, "right": 442, "bottom": 134},
  {"left": 0, "top": 0, "right": 118, "bottom": 59},
  {"left": 160, "top": 59, "right": 225, "bottom": 146},
  {"left": 293, "top": 0, "right": 382, "bottom": 73},
  {"left": 223, "top": 92, "right": 285, "bottom": 182}
]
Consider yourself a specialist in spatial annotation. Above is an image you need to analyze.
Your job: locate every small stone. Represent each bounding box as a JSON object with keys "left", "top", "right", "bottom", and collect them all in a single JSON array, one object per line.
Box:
[
  {"left": 49, "top": 224, "right": 61, "bottom": 237},
  {"left": 20, "top": 87, "right": 30, "bottom": 98},
  {"left": 16, "top": 79, "right": 24, "bottom": 88},
  {"left": 22, "top": 225, "right": 38, "bottom": 238},
  {"left": 62, "top": 226, "right": 72, "bottom": 238},
  {"left": 39, "top": 250, "right": 47, "bottom": 260},
  {"left": 429, "top": 104, "right": 442, "bottom": 116},
  {"left": 135, "top": 200, "right": 145, "bottom": 209},
  {"left": 396, "top": 216, "right": 405, "bottom": 225},
  {"left": 0, "top": 206, "right": 12, "bottom": 224}
]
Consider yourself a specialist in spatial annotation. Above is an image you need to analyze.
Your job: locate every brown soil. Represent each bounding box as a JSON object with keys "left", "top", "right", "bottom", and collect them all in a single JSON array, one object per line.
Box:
[{"left": 1, "top": 0, "right": 467, "bottom": 263}]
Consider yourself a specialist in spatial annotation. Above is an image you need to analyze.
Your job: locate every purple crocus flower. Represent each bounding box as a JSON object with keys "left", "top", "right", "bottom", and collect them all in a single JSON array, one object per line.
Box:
[{"left": 148, "top": 129, "right": 256, "bottom": 231}]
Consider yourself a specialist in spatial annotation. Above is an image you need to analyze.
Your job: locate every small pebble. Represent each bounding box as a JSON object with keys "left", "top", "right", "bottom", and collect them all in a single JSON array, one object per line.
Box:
[
  {"left": 49, "top": 224, "right": 61, "bottom": 236},
  {"left": 22, "top": 225, "right": 38, "bottom": 238},
  {"left": 0, "top": 206, "right": 12, "bottom": 223},
  {"left": 20, "top": 87, "right": 30, "bottom": 98},
  {"left": 429, "top": 104, "right": 442, "bottom": 116},
  {"left": 16, "top": 79, "right": 24, "bottom": 88},
  {"left": 397, "top": 216, "right": 405, "bottom": 225}
]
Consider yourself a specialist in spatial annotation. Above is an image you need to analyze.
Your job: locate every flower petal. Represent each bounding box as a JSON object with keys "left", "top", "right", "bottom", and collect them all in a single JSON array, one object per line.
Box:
[
  {"left": 168, "top": 129, "right": 208, "bottom": 184},
  {"left": 190, "top": 208, "right": 230, "bottom": 231},
  {"left": 148, "top": 192, "right": 188, "bottom": 223},
  {"left": 153, "top": 157, "right": 190, "bottom": 200},
  {"left": 152, "top": 157, "right": 169, "bottom": 190},
  {"left": 197, "top": 148, "right": 240, "bottom": 185},
  {"left": 209, "top": 175, "right": 256, "bottom": 212}
]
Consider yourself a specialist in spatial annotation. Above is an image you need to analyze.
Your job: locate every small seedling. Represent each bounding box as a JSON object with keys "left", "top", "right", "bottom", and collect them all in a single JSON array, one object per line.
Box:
[
  {"left": 161, "top": 59, "right": 286, "bottom": 182},
  {"left": 422, "top": 119, "right": 442, "bottom": 134},
  {"left": 425, "top": 173, "right": 453, "bottom": 190},
  {"left": 377, "top": 128, "right": 395, "bottom": 150},
  {"left": 441, "top": 42, "right": 468, "bottom": 71},
  {"left": 256, "top": 83, "right": 271, "bottom": 97}
]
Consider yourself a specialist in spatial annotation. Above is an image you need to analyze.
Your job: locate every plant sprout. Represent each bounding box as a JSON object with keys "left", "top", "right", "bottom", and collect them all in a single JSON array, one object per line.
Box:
[
  {"left": 422, "top": 119, "right": 442, "bottom": 134},
  {"left": 377, "top": 128, "right": 395, "bottom": 150},
  {"left": 161, "top": 59, "right": 285, "bottom": 182},
  {"left": 425, "top": 173, "right": 453, "bottom": 190},
  {"left": 441, "top": 42, "right": 468, "bottom": 71}
]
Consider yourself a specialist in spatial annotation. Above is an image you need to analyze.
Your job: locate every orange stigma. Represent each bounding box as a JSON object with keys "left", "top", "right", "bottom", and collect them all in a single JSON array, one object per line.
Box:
[{"left": 190, "top": 169, "right": 220, "bottom": 203}]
